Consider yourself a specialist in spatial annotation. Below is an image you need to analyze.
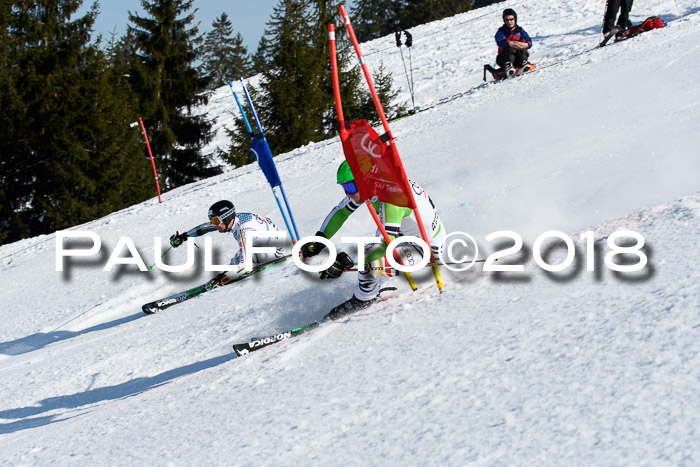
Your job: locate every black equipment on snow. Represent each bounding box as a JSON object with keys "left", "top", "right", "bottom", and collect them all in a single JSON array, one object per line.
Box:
[{"left": 599, "top": 16, "right": 666, "bottom": 47}]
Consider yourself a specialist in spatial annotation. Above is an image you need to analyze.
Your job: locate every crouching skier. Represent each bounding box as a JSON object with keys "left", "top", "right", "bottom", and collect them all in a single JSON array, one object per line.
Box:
[
  {"left": 302, "top": 161, "right": 447, "bottom": 320},
  {"left": 169, "top": 200, "right": 286, "bottom": 289}
]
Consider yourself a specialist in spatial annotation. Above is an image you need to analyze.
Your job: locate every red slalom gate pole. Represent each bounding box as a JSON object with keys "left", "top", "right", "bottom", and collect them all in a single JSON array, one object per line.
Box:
[
  {"left": 328, "top": 23, "right": 418, "bottom": 292},
  {"left": 328, "top": 24, "right": 346, "bottom": 136},
  {"left": 138, "top": 117, "right": 162, "bottom": 203},
  {"left": 338, "top": 5, "right": 392, "bottom": 139},
  {"left": 338, "top": 5, "right": 444, "bottom": 292}
]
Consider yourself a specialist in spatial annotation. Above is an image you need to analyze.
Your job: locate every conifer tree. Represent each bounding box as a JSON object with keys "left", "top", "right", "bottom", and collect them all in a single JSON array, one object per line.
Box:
[
  {"left": 351, "top": 0, "right": 401, "bottom": 43},
  {"left": 201, "top": 13, "right": 252, "bottom": 88},
  {"left": 128, "top": 0, "right": 221, "bottom": 189},
  {"left": 255, "top": 0, "right": 328, "bottom": 155},
  {"left": 226, "top": 84, "right": 264, "bottom": 167},
  {"left": 0, "top": 0, "right": 154, "bottom": 245},
  {"left": 227, "top": 0, "right": 404, "bottom": 167},
  {"left": 351, "top": 0, "right": 471, "bottom": 42},
  {"left": 398, "top": 0, "right": 472, "bottom": 30},
  {"left": 472, "top": 0, "right": 503, "bottom": 8},
  {"left": 0, "top": 0, "right": 16, "bottom": 243},
  {"left": 251, "top": 36, "right": 272, "bottom": 75}
]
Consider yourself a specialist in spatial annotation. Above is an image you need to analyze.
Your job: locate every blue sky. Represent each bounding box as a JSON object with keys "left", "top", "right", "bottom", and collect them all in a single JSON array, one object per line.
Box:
[{"left": 83, "top": 0, "right": 283, "bottom": 51}]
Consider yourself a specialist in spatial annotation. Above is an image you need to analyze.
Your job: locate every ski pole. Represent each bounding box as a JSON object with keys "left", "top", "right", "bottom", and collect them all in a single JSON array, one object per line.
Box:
[
  {"left": 149, "top": 242, "right": 201, "bottom": 270},
  {"left": 670, "top": 0, "right": 682, "bottom": 18},
  {"left": 149, "top": 245, "right": 173, "bottom": 270}
]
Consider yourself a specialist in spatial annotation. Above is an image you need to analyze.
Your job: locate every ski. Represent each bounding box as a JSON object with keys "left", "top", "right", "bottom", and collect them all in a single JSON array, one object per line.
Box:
[
  {"left": 142, "top": 254, "right": 291, "bottom": 314},
  {"left": 232, "top": 288, "right": 398, "bottom": 356},
  {"left": 233, "top": 321, "right": 320, "bottom": 356},
  {"left": 599, "top": 26, "right": 621, "bottom": 47}
]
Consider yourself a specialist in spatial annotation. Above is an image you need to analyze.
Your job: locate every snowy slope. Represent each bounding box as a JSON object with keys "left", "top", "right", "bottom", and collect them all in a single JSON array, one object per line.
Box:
[{"left": 1, "top": 0, "right": 700, "bottom": 464}]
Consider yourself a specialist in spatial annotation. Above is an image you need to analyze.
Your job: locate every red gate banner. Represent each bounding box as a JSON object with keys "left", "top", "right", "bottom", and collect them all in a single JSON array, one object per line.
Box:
[{"left": 341, "top": 120, "right": 416, "bottom": 209}]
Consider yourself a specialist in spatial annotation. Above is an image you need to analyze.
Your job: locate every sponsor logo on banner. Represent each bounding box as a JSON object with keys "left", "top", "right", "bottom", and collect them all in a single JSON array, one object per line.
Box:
[{"left": 361, "top": 133, "right": 382, "bottom": 158}]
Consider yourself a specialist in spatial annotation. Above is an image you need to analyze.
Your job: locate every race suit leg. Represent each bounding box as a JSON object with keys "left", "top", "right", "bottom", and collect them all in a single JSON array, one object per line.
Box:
[
  {"left": 353, "top": 186, "right": 447, "bottom": 301},
  {"left": 229, "top": 217, "right": 286, "bottom": 269},
  {"left": 354, "top": 243, "right": 425, "bottom": 301},
  {"left": 251, "top": 218, "right": 286, "bottom": 264}
]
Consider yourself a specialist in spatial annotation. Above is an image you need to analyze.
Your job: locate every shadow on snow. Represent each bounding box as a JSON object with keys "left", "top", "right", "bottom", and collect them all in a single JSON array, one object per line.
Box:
[
  {"left": 0, "top": 353, "right": 234, "bottom": 434},
  {"left": 0, "top": 313, "right": 143, "bottom": 356}
]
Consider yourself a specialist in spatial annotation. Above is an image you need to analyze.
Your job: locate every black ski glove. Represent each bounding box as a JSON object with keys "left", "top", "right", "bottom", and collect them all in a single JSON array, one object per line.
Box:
[
  {"left": 169, "top": 231, "right": 189, "bottom": 248},
  {"left": 206, "top": 272, "right": 231, "bottom": 290},
  {"left": 301, "top": 231, "right": 327, "bottom": 258},
  {"left": 319, "top": 252, "right": 354, "bottom": 280}
]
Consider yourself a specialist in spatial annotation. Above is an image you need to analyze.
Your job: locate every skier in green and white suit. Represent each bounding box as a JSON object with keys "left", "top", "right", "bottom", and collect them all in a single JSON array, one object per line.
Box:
[{"left": 303, "top": 161, "right": 446, "bottom": 318}]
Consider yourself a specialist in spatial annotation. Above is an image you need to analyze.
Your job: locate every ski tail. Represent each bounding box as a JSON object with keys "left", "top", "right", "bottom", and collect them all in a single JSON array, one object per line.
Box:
[{"left": 599, "top": 25, "right": 622, "bottom": 47}]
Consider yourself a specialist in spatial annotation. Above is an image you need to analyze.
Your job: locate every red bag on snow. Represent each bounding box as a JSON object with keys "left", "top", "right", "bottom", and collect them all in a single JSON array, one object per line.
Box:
[
  {"left": 629, "top": 16, "right": 666, "bottom": 36},
  {"left": 641, "top": 16, "right": 666, "bottom": 31}
]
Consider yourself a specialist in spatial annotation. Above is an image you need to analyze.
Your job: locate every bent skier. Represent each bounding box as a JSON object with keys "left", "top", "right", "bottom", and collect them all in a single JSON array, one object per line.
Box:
[
  {"left": 495, "top": 8, "right": 533, "bottom": 78},
  {"left": 169, "top": 200, "right": 286, "bottom": 289},
  {"left": 302, "top": 161, "right": 447, "bottom": 320}
]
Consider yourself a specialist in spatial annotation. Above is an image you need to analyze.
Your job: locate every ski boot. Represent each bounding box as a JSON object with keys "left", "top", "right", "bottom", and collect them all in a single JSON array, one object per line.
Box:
[
  {"left": 516, "top": 59, "right": 532, "bottom": 75},
  {"left": 323, "top": 287, "right": 398, "bottom": 321},
  {"left": 504, "top": 62, "right": 516, "bottom": 79},
  {"left": 324, "top": 294, "right": 378, "bottom": 321}
]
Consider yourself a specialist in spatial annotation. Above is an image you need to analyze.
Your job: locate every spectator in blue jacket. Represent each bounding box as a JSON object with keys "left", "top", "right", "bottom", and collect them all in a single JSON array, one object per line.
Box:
[{"left": 495, "top": 8, "right": 533, "bottom": 78}]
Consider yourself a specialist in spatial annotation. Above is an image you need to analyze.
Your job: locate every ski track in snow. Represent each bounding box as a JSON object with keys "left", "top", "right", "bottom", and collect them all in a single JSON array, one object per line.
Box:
[{"left": 1, "top": 0, "right": 699, "bottom": 464}]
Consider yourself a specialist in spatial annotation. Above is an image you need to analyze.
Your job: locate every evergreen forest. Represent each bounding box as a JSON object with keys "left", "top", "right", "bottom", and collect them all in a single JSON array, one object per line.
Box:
[{"left": 0, "top": 0, "right": 504, "bottom": 246}]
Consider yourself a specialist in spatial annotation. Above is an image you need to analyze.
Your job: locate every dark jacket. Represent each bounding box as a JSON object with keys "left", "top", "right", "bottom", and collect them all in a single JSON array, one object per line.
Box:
[{"left": 495, "top": 25, "right": 532, "bottom": 54}]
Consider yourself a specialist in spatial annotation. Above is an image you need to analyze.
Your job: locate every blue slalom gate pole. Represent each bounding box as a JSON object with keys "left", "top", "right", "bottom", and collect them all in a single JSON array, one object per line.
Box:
[
  {"left": 271, "top": 186, "right": 295, "bottom": 240},
  {"left": 229, "top": 81, "right": 300, "bottom": 242},
  {"left": 229, "top": 83, "right": 254, "bottom": 136},
  {"left": 239, "top": 78, "right": 301, "bottom": 241}
]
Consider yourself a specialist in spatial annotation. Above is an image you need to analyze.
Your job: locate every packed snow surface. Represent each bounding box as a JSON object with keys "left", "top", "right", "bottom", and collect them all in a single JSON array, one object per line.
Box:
[{"left": 1, "top": 0, "right": 699, "bottom": 464}]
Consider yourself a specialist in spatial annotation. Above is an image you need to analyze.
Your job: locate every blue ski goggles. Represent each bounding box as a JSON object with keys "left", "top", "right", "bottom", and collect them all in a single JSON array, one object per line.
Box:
[{"left": 341, "top": 181, "right": 358, "bottom": 195}]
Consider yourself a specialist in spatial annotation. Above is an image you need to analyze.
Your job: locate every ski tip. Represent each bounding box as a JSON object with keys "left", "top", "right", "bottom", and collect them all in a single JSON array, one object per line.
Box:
[{"left": 142, "top": 304, "right": 158, "bottom": 315}]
